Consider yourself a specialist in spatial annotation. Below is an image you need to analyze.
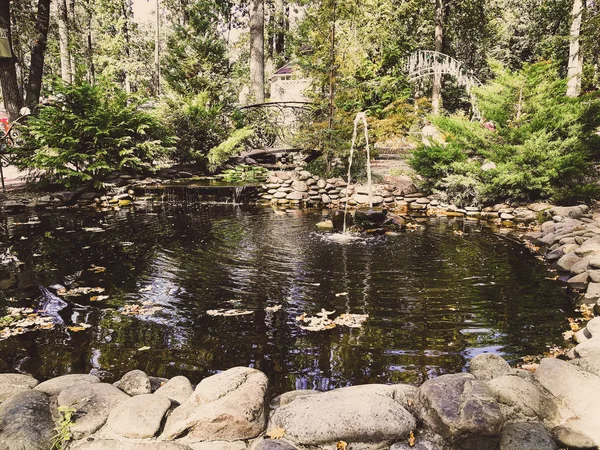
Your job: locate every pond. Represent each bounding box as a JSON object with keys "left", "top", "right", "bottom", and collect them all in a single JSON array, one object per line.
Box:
[{"left": 0, "top": 204, "right": 574, "bottom": 395}]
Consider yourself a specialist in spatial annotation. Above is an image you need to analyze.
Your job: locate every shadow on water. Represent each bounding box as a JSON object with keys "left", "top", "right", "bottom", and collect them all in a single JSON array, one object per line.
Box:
[{"left": 0, "top": 205, "right": 574, "bottom": 394}]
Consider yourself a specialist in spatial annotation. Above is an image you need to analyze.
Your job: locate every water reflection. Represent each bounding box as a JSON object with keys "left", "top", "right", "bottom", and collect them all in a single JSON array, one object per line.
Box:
[{"left": 0, "top": 205, "right": 573, "bottom": 394}]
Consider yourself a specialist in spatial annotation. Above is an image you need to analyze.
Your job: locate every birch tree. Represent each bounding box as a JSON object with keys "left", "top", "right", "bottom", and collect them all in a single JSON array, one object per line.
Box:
[
  {"left": 566, "top": 0, "right": 584, "bottom": 97},
  {"left": 249, "top": 0, "right": 265, "bottom": 102}
]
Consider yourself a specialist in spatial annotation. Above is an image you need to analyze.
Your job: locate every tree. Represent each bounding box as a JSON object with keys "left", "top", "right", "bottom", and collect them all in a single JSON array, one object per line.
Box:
[
  {"left": 55, "top": 0, "right": 72, "bottom": 83},
  {"left": 249, "top": 0, "right": 265, "bottom": 102},
  {"left": 567, "top": 0, "right": 584, "bottom": 97},
  {"left": 0, "top": 0, "right": 23, "bottom": 121},
  {"left": 432, "top": 0, "right": 443, "bottom": 115},
  {"left": 26, "top": 0, "right": 51, "bottom": 106}
]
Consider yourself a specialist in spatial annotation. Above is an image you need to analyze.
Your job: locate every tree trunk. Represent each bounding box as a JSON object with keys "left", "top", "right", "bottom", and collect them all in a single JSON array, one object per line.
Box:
[
  {"left": 274, "top": 0, "right": 285, "bottom": 56},
  {"left": 26, "top": 0, "right": 51, "bottom": 107},
  {"left": 432, "top": 0, "right": 443, "bottom": 115},
  {"left": 154, "top": 0, "right": 160, "bottom": 95},
  {"left": 55, "top": 0, "right": 71, "bottom": 83},
  {"left": 249, "top": 0, "right": 265, "bottom": 103},
  {"left": 87, "top": 9, "right": 95, "bottom": 84},
  {"left": 122, "top": 0, "right": 132, "bottom": 93},
  {"left": 566, "top": 0, "right": 584, "bottom": 97},
  {"left": 0, "top": 0, "right": 23, "bottom": 121}
]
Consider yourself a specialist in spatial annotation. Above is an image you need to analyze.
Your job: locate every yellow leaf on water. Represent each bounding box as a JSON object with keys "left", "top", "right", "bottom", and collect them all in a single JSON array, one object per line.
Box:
[
  {"left": 267, "top": 427, "right": 285, "bottom": 439},
  {"left": 67, "top": 326, "right": 86, "bottom": 332},
  {"left": 88, "top": 265, "right": 106, "bottom": 273}
]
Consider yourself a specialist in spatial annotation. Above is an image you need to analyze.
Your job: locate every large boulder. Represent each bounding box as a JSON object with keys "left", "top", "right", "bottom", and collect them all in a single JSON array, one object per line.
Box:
[
  {"left": 267, "top": 384, "right": 415, "bottom": 446},
  {"left": 534, "top": 357, "right": 600, "bottom": 420},
  {"left": 154, "top": 376, "right": 194, "bottom": 405},
  {"left": 415, "top": 373, "right": 503, "bottom": 448},
  {"left": 73, "top": 442, "right": 192, "bottom": 450},
  {"left": 161, "top": 367, "right": 268, "bottom": 442},
  {"left": 498, "top": 422, "right": 557, "bottom": 450},
  {"left": 113, "top": 369, "right": 152, "bottom": 396},
  {"left": 468, "top": 354, "right": 513, "bottom": 381},
  {"left": 487, "top": 375, "right": 557, "bottom": 422},
  {"left": 0, "top": 373, "right": 39, "bottom": 403},
  {"left": 551, "top": 418, "right": 600, "bottom": 449},
  {"left": 0, "top": 390, "right": 54, "bottom": 450},
  {"left": 107, "top": 393, "right": 171, "bottom": 439},
  {"left": 34, "top": 374, "right": 100, "bottom": 396},
  {"left": 57, "top": 382, "right": 129, "bottom": 439}
]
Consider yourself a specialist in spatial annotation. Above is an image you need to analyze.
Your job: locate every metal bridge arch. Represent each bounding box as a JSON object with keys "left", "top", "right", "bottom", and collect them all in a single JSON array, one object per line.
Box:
[{"left": 406, "top": 50, "right": 482, "bottom": 119}]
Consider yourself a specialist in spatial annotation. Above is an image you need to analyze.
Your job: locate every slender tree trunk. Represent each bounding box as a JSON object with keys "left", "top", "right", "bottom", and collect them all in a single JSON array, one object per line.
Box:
[
  {"left": 54, "top": 0, "right": 71, "bottom": 83},
  {"left": 249, "top": 0, "right": 265, "bottom": 103},
  {"left": 567, "top": 0, "right": 584, "bottom": 97},
  {"left": 87, "top": 9, "right": 95, "bottom": 84},
  {"left": 68, "top": 0, "right": 76, "bottom": 81},
  {"left": 274, "top": 0, "right": 285, "bottom": 55},
  {"left": 122, "top": 0, "right": 132, "bottom": 93},
  {"left": 432, "top": 0, "right": 443, "bottom": 114},
  {"left": 154, "top": 0, "right": 160, "bottom": 95},
  {"left": 0, "top": 0, "right": 23, "bottom": 121},
  {"left": 26, "top": 0, "right": 51, "bottom": 106}
]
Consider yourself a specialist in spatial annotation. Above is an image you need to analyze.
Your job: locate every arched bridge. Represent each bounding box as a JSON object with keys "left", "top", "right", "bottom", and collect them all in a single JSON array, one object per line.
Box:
[{"left": 406, "top": 50, "right": 482, "bottom": 118}]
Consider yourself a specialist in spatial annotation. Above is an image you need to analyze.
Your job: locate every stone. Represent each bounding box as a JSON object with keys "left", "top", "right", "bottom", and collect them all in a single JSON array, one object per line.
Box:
[
  {"left": 331, "top": 210, "right": 354, "bottom": 232},
  {"left": 498, "top": 422, "right": 557, "bottom": 450},
  {"left": 273, "top": 191, "right": 287, "bottom": 199},
  {"left": 315, "top": 220, "right": 334, "bottom": 230},
  {"left": 549, "top": 205, "right": 587, "bottom": 220},
  {"left": 528, "top": 203, "right": 553, "bottom": 212},
  {"left": 481, "top": 161, "right": 496, "bottom": 171},
  {"left": 354, "top": 209, "right": 387, "bottom": 223},
  {"left": 551, "top": 418, "right": 600, "bottom": 449},
  {"left": 317, "top": 179, "right": 327, "bottom": 189},
  {"left": 161, "top": 367, "right": 268, "bottom": 441},
  {"left": 545, "top": 248, "right": 564, "bottom": 261},
  {"left": 286, "top": 191, "right": 306, "bottom": 201},
  {"left": 107, "top": 393, "right": 171, "bottom": 439},
  {"left": 291, "top": 180, "right": 308, "bottom": 192},
  {"left": 0, "top": 390, "right": 54, "bottom": 450},
  {"left": 585, "top": 316, "right": 600, "bottom": 336},
  {"left": 416, "top": 373, "right": 503, "bottom": 445},
  {"left": 468, "top": 354, "right": 513, "bottom": 381},
  {"left": 566, "top": 272, "right": 590, "bottom": 289},
  {"left": 269, "top": 390, "right": 321, "bottom": 409},
  {"left": 114, "top": 369, "right": 151, "bottom": 396},
  {"left": 74, "top": 442, "right": 192, "bottom": 450},
  {"left": 299, "top": 170, "right": 312, "bottom": 180},
  {"left": 58, "top": 382, "right": 129, "bottom": 439},
  {"left": 487, "top": 375, "right": 554, "bottom": 421},
  {"left": 389, "top": 176, "right": 418, "bottom": 196},
  {"left": 587, "top": 269, "right": 600, "bottom": 283},
  {"left": 534, "top": 357, "right": 600, "bottom": 420},
  {"left": 590, "top": 257, "right": 600, "bottom": 269},
  {"left": 574, "top": 328, "right": 591, "bottom": 343},
  {"left": 274, "top": 171, "right": 292, "bottom": 180},
  {"left": 155, "top": 376, "right": 194, "bottom": 405},
  {"left": 306, "top": 178, "right": 316, "bottom": 186},
  {"left": 390, "top": 440, "right": 440, "bottom": 450},
  {"left": 585, "top": 282, "right": 600, "bottom": 299},
  {"left": 267, "top": 384, "right": 415, "bottom": 446},
  {"left": 249, "top": 438, "right": 298, "bottom": 450},
  {"left": 321, "top": 194, "right": 331, "bottom": 204},
  {"left": 190, "top": 442, "right": 247, "bottom": 450},
  {"left": 34, "top": 373, "right": 100, "bottom": 396},
  {"left": 574, "top": 337, "right": 600, "bottom": 358},
  {"left": 0, "top": 373, "right": 39, "bottom": 403},
  {"left": 556, "top": 252, "right": 582, "bottom": 273}
]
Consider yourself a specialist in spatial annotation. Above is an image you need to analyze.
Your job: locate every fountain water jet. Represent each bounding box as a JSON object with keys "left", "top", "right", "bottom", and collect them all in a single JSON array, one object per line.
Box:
[{"left": 342, "top": 112, "right": 373, "bottom": 233}]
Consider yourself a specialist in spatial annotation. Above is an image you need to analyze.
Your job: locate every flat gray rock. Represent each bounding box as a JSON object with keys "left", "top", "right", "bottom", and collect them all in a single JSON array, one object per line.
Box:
[
  {"left": 58, "top": 382, "right": 129, "bottom": 439},
  {"left": 468, "top": 354, "right": 513, "bottom": 381},
  {"left": 114, "top": 369, "right": 152, "bottom": 396},
  {"left": 574, "top": 337, "right": 600, "bottom": 358},
  {"left": 0, "top": 390, "right": 54, "bottom": 450},
  {"left": 556, "top": 252, "right": 582, "bottom": 272},
  {"left": 107, "top": 393, "right": 171, "bottom": 439},
  {"left": 487, "top": 375, "right": 556, "bottom": 422},
  {"left": 534, "top": 357, "right": 600, "bottom": 420},
  {"left": 416, "top": 373, "right": 503, "bottom": 444},
  {"left": 269, "top": 389, "right": 321, "bottom": 409},
  {"left": 154, "top": 376, "right": 193, "bottom": 405},
  {"left": 0, "top": 373, "right": 39, "bottom": 404},
  {"left": 34, "top": 374, "right": 100, "bottom": 396},
  {"left": 189, "top": 442, "right": 247, "bottom": 450},
  {"left": 551, "top": 418, "right": 600, "bottom": 449},
  {"left": 161, "top": 366, "right": 268, "bottom": 441},
  {"left": 248, "top": 438, "right": 297, "bottom": 450},
  {"left": 585, "top": 316, "right": 600, "bottom": 336},
  {"left": 499, "top": 422, "right": 557, "bottom": 450},
  {"left": 74, "top": 441, "right": 192, "bottom": 450},
  {"left": 267, "top": 384, "right": 416, "bottom": 446}
]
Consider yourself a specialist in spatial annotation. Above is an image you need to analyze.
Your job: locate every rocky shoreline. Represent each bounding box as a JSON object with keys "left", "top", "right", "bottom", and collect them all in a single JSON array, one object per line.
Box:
[{"left": 1, "top": 329, "right": 600, "bottom": 450}]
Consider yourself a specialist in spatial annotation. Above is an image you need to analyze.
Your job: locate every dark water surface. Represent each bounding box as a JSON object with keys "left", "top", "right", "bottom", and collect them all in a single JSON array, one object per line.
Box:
[{"left": 0, "top": 205, "right": 573, "bottom": 394}]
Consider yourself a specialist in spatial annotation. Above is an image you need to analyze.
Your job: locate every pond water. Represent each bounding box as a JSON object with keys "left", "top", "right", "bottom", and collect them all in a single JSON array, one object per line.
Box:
[{"left": 0, "top": 205, "right": 573, "bottom": 395}]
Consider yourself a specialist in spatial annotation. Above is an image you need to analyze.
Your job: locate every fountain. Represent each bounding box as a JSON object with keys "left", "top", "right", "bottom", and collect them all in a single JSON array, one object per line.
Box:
[{"left": 342, "top": 112, "right": 373, "bottom": 234}]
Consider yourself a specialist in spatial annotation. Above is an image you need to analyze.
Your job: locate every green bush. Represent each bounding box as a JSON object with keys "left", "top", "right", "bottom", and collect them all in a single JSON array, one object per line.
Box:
[
  {"left": 410, "top": 61, "right": 600, "bottom": 205},
  {"left": 221, "top": 165, "right": 269, "bottom": 183},
  {"left": 206, "top": 127, "right": 254, "bottom": 173},
  {"left": 158, "top": 92, "right": 230, "bottom": 169},
  {"left": 17, "top": 80, "right": 175, "bottom": 188}
]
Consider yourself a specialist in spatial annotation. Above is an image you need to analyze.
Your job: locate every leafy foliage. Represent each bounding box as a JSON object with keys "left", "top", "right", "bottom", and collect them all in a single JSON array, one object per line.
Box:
[
  {"left": 51, "top": 405, "right": 77, "bottom": 450},
  {"left": 207, "top": 127, "right": 254, "bottom": 173},
  {"left": 16, "top": 79, "right": 175, "bottom": 187},
  {"left": 221, "top": 164, "right": 269, "bottom": 183},
  {"left": 411, "top": 62, "right": 600, "bottom": 205}
]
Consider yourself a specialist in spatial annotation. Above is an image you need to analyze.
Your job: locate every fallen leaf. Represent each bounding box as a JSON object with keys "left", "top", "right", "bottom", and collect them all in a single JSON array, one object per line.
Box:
[
  {"left": 88, "top": 265, "right": 106, "bottom": 273},
  {"left": 337, "top": 441, "right": 348, "bottom": 450},
  {"left": 90, "top": 295, "right": 109, "bottom": 302},
  {"left": 67, "top": 323, "right": 91, "bottom": 332},
  {"left": 408, "top": 430, "right": 416, "bottom": 447},
  {"left": 267, "top": 427, "right": 285, "bottom": 439},
  {"left": 265, "top": 305, "right": 282, "bottom": 313},
  {"left": 138, "top": 346, "right": 151, "bottom": 351},
  {"left": 206, "top": 309, "right": 253, "bottom": 317},
  {"left": 335, "top": 292, "right": 348, "bottom": 297},
  {"left": 545, "top": 275, "right": 560, "bottom": 281},
  {"left": 333, "top": 313, "right": 369, "bottom": 328}
]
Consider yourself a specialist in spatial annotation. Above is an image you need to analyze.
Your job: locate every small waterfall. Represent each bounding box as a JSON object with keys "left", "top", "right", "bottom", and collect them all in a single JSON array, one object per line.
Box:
[
  {"left": 233, "top": 186, "right": 246, "bottom": 204},
  {"left": 343, "top": 112, "right": 373, "bottom": 233}
]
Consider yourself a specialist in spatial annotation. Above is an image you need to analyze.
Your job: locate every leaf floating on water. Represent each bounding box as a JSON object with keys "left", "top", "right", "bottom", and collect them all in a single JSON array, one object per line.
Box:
[
  {"left": 0, "top": 308, "right": 57, "bottom": 340},
  {"left": 90, "top": 295, "right": 109, "bottom": 302},
  {"left": 57, "top": 287, "right": 105, "bottom": 297},
  {"left": 207, "top": 309, "right": 253, "bottom": 317},
  {"left": 333, "top": 313, "right": 369, "bottom": 328},
  {"left": 138, "top": 346, "right": 151, "bottom": 351},
  {"left": 265, "top": 305, "right": 282, "bottom": 313},
  {"left": 121, "top": 302, "right": 163, "bottom": 316},
  {"left": 267, "top": 427, "right": 285, "bottom": 439},
  {"left": 335, "top": 292, "right": 348, "bottom": 297},
  {"left": 67, "top": 323, "right": 91, "bottom": 332},
  {"left": 88, "top": 265, "right": 106, "bottom": 273},
  {"left": 120, "top": 242, "right": 134, "bottom": 246},
  {"left": 545, "top": 275, "right": 559, "bottom": 281},
  {"left": 316, "top": 308, "right": 335, "bottom": 318},
  {"left": 563, "top": 330, "right": 575, "bottom": 341},
  {"left": 82, "top": 227, "right": 105, "bottom": 233}
]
